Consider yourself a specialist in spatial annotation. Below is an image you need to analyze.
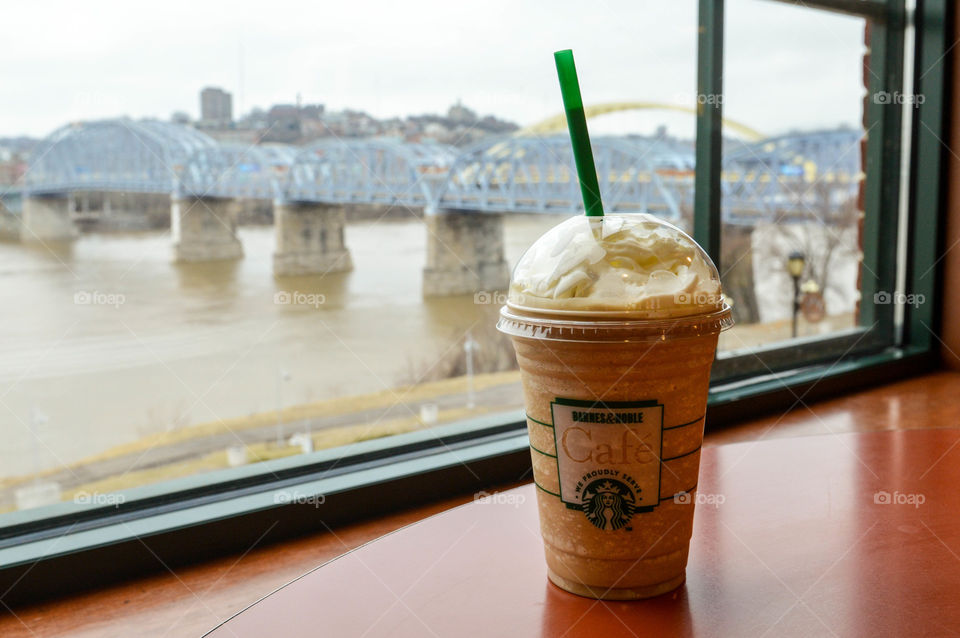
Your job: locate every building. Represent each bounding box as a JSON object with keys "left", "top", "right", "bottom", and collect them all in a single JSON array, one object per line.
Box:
[
  {"left": 447, "top": 100, "right": 477, "bottom": 124},
  {"left": 261, "top": 103, "right": 326, "bottom": 144},
  {"left": 199, "top": 87, "right": 233, "bottom": 128}
]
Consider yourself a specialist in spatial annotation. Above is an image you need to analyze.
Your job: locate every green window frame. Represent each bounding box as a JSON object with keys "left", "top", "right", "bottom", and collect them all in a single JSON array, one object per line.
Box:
[
  {"left": 699, "top": 0, "right": 946, "bottom": 403},
  {"left": 0, "top": 0, "right": 949, "bottom": 605}
]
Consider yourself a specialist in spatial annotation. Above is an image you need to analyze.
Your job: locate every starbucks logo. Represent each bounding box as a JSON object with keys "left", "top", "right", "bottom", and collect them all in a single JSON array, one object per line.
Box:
[{"left": 581, "top": 478, "right": 636, "bottom": 531}]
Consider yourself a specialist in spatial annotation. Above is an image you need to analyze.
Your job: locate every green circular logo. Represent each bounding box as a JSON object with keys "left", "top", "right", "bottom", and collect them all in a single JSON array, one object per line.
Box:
[{"left": 581, "top": 478, "right": 637, "bottom": 530}]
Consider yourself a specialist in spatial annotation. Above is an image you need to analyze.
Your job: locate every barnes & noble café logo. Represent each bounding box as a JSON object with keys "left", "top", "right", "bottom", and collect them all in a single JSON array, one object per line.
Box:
[
  {"left": 581, "top": 478, "right": 637, "bottom": 531},
  {"left": 552, "top": 398, "right": 663, "bottom": 530}
]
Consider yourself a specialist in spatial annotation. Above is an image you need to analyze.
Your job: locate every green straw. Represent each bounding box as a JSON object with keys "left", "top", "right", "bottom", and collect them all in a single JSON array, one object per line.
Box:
[{"left": 554, "top": 49, "right": 604, "bottom": 217}]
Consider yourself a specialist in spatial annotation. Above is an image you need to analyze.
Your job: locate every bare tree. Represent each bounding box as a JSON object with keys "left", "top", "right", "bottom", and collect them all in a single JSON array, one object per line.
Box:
[{"left": 753, "top": 178, "right": 860, "bottom": 318}]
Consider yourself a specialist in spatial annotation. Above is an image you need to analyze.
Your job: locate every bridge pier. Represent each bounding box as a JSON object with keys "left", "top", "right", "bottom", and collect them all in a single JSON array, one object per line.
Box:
[
  {"left": 21, "top": 195, "right": 77, "bottom": 242},
  {"left": 273, "top": 202, "right": 353, "bottom": 277},
  {"left": 721, "top": 223, "right": 759, "bottom": 325},
  {"left": 422, "top": 209, "right": 509, "bottom": 297},
  {"left": 171, "top": 196, "right": 243, "bottom": 262},
  {"left": 0, "top": 208, "right": 18, "bottom": 241},
  {"left": 273, "top": 201, "right": 353, "bottom": 276}
]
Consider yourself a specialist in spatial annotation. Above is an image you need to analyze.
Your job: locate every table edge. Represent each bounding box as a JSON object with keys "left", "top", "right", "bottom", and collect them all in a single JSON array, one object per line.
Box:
[{"left": 202, "top": 426, "right": 960, "bottom": 635}]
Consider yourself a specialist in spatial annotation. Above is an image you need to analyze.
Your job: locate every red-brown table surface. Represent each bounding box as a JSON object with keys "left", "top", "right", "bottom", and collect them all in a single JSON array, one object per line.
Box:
[{"left": 205, "top": 429, "right": 960, "bottom": 637}]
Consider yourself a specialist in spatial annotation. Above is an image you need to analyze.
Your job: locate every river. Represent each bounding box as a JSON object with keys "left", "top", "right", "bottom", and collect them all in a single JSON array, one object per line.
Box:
[
  {"left": 0, "top": 212, "right": 861, "bottom": 479},
  {"left": 0, "top": 215, "right": 564, "bottom": 477}
]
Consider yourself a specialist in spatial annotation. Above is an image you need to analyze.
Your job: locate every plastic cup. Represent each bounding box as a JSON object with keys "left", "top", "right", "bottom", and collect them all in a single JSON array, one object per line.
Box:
[{"left": 497, "top": 214, "right": 732, "bottom": 599}]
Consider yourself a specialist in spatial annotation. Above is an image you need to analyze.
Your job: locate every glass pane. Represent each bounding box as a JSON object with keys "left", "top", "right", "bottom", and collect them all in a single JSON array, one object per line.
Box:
[
  {"left": 718, "top": 0, "right": 868, "bottom": 354},
  {"left": 0, "top": 1, "right": 699, "bottom": 515}
]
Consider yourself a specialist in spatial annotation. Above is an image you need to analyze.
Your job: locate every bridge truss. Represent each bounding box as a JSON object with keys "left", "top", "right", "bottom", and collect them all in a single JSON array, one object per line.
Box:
[{"left": 25, "top": 119, "right": 862, "bottom": 226}]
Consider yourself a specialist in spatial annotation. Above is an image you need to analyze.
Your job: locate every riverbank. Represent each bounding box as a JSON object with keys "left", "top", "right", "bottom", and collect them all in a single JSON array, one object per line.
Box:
[
  {"left": 0, "top": 217, "right": 561, "bottom": 478},
  {"left": 0, "top": 370, "right": 523, "bottom": 512}
]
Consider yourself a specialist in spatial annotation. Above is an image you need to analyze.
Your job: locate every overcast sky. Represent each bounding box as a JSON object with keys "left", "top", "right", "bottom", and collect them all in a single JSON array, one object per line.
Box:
[{"left": 1, "top": 0, "right": 866, "bottom": 140}]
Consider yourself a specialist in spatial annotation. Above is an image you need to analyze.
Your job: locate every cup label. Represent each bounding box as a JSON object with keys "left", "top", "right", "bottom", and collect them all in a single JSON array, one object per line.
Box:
[{"left": 550, "top": 398, "right": 663, "bottom": 529}]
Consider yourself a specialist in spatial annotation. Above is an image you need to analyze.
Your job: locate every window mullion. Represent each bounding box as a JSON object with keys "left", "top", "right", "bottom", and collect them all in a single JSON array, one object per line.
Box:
[
  {"left": 694, "top": 0, "right": 723, "bottom": 263},
  {"left": 859, "top": 0, "right": 905, "bottom": 338},
  {"left": 905, "top": 0, "right": 948, "bottom": 349}
]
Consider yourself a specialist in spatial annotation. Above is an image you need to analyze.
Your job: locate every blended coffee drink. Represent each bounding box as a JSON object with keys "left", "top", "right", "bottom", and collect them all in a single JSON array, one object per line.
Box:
[{"left": 498, "top": 213, "right": 732, "bottom": 600}]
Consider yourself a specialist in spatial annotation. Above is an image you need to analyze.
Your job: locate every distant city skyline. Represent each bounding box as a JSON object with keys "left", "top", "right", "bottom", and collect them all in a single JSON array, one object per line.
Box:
[{"left": 2, "top": 0, "right": 866, "bottom": 139}]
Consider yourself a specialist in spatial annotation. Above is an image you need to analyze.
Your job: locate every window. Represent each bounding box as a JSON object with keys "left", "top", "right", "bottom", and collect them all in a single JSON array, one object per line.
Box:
[
  {"left": 699, "top": 0, "right": 944, "bottom": 388},
  {"left": 0, "top": 0, "right": 946, "bottom": 600},
  {"left": 2, "top": 3, "right": 703, "bottom": 517},
  {"left": 719, "top": 2, "right": 867, "bottom": 352}
]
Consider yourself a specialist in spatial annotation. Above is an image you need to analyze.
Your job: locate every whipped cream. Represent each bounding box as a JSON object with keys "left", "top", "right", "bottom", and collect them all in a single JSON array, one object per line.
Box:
[{"left": 508, "top": 214, "right": 723, "bottom": 317}]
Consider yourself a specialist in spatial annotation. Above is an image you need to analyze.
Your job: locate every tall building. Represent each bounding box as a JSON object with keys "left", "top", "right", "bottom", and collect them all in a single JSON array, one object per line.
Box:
[{"left": 199, "top": 87, "right": 233, "bottom": 128}]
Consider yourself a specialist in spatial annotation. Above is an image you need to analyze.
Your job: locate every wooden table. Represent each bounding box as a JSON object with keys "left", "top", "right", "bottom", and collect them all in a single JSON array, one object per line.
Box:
[{"left": 205, "top": 429, "right": 960, "bottom": 637}]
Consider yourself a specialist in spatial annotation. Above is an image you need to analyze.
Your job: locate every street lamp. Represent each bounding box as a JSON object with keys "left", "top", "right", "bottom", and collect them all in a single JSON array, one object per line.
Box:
[{"left": 787, "top": 252, "right": 806, "bottom": 338}]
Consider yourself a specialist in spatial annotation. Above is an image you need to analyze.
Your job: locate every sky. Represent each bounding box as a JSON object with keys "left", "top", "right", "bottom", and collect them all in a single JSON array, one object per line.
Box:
[{"left": 0, "top": 0, "right": 867, "bottom": 140}]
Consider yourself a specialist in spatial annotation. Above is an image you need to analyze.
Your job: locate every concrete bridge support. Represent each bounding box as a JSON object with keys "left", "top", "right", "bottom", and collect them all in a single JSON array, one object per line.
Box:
[
  {"left": 721, "top": 223, "right": 760, "bottom": 325},
  {"left": 21, "top": 195, "right": 77, "bottom": 242},
  {"left": 171, "top": 196, "right": 243, "bottom": 262},
  {"left": 422, "top": 209, "right": 509, "bottom": 297},
  {"left": 273, "top": 201, "right": 353, "bottom": 276},
  {"left": 0, "top": 207, "right": 19, "bottom": 241}
]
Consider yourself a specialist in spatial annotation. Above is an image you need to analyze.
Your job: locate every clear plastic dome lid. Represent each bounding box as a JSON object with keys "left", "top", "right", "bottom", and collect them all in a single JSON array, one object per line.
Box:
[{"left": 507, "top": 214, "right": 725, "bottom": 319}]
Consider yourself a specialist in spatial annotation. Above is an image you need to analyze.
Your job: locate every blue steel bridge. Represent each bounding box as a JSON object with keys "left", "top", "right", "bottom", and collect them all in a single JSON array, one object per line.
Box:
[
  {"left": 14, "top": 115, "right": 864, "bottom": 292},
  {"left": 21, "top": 118, "right": 863, "bottom": 226}
]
